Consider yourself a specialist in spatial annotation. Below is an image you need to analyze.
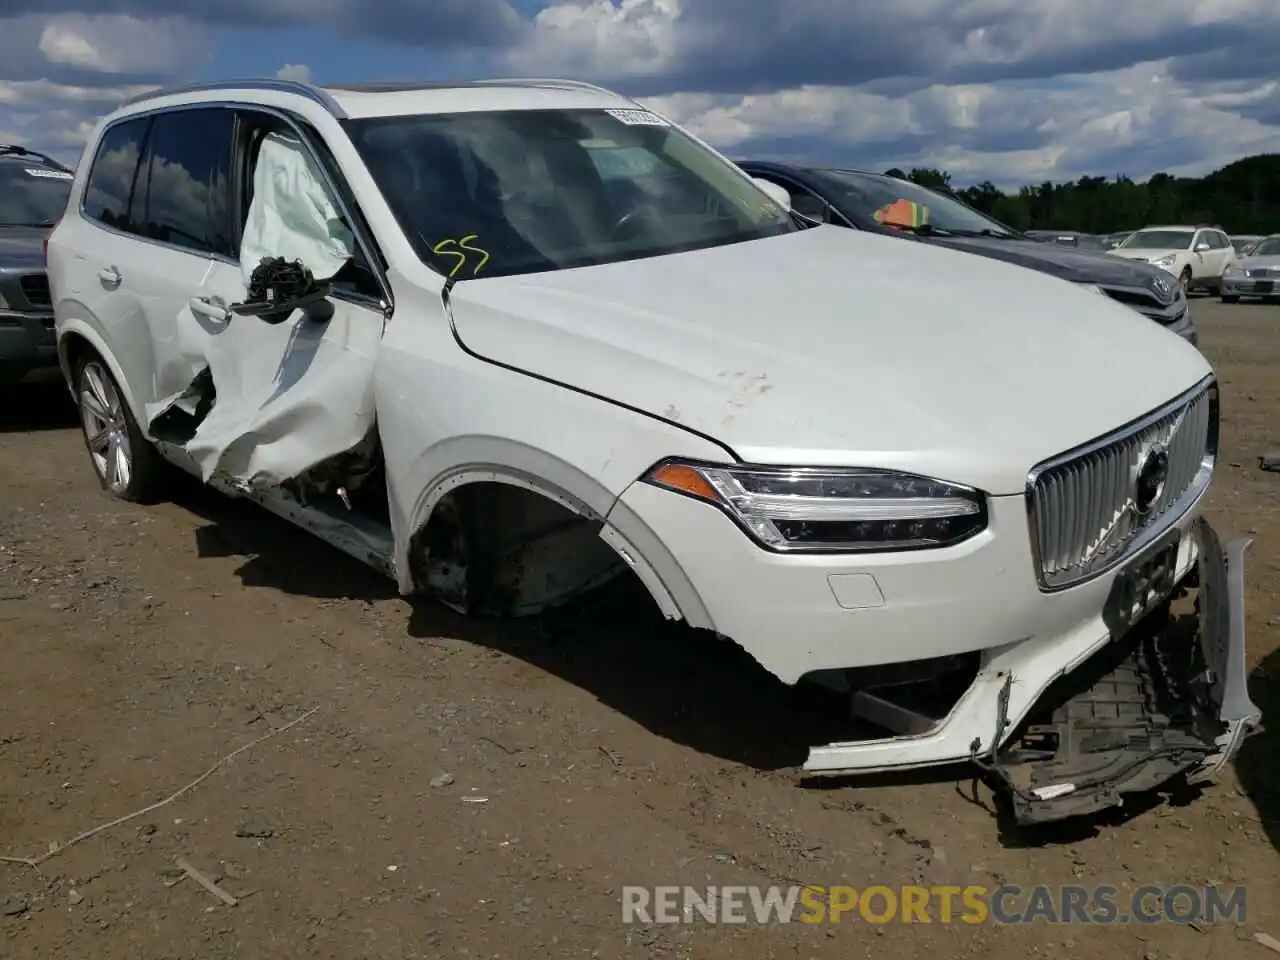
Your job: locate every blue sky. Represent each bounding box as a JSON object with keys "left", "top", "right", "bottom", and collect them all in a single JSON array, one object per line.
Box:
[{"left": 3, "top": 1, "right": 1280, "bottom": 188}]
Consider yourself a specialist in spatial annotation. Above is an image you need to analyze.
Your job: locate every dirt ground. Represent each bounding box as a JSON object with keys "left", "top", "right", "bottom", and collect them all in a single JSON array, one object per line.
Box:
[{"left": 1, "top": 298, "right": 1277, "bottom": 960}]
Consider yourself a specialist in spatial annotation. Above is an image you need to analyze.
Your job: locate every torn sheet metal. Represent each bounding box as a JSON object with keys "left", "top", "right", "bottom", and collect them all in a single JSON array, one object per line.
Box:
[{"left": 167, "top": 132, "right": 381, "bottom": 487}]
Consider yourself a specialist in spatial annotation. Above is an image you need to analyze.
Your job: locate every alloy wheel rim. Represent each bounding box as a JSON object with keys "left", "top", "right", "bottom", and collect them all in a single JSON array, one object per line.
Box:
[{"left": 79, "top": 361, "right": 132, "bottom": 494}]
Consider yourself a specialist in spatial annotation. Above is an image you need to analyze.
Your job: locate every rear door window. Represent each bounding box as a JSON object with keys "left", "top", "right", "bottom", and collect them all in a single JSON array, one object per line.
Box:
[{"left": 135, "top": 108, "right": 235, "bottom": 257}]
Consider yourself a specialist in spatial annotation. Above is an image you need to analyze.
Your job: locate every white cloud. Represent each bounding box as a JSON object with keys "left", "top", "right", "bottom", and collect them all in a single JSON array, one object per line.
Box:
[
  {"left": 509, "top": 0, "right": 679, "bottom": 75},
  {"left": 637, "top": 61, "right": 1280, "bottom": 186},
  {"left": 276, "top": 63, "right": 312, "bottom": 82},
  {"left": 3, "top": 1, "right": 1280, "bottom": 185},
  {"left": 36, "top": 14, "right": 206, "bottom": 75},
  {"left": 0, "top": 79, "right": 158, "bottom": 160}
]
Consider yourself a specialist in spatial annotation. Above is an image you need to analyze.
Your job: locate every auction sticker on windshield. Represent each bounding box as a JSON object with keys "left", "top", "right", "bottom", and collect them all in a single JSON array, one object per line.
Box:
[
  {"left": 24, "top": 168, "right": 73, "bottom": 180},
  {"left": 605, "top": 108, "right": 669, "bottom": 126}
]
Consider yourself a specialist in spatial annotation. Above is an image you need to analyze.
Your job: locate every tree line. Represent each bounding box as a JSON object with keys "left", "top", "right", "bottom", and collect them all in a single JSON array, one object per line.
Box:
[{"left": 885, "top": 154, "right": 1280, "bottom": 235}]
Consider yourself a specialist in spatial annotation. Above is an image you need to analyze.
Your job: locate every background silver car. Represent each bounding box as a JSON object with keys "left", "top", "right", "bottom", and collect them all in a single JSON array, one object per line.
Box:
[{"left": 1221, "top": 234, "right": 1280, "bottom": 302}]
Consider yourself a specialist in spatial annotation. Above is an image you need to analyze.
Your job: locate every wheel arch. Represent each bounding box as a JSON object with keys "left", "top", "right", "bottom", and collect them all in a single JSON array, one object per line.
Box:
[
  {"left": 395, "top": 447, "right": 711, "bottom": 627},
  {"left": 57, "top": 319, "right": 145, "bottom": 426}
]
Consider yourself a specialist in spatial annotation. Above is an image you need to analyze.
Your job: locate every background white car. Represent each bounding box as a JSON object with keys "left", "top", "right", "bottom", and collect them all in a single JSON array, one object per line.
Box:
[
  {"left": 1109, "top": 225, "right": 1236, "bottom": 293},
  {"left": 1221, "top": 233, "right": 1280, "bottom": 302}
]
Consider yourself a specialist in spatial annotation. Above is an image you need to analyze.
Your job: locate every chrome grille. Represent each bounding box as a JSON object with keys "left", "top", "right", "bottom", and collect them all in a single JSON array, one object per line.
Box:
[{"left": 1027, "top": 379, "right": 1216, "bottom": 590}]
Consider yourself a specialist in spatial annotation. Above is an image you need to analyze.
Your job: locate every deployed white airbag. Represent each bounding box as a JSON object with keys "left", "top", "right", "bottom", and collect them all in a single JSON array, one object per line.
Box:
[
  {"left": 239, "top": 131, "right": 354, "bottom": 283},
  {"left": 172, "top": 132, "right": 382, "bottom": 487}
]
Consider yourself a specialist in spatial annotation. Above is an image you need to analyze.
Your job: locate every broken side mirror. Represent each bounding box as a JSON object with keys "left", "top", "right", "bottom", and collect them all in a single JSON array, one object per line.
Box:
[{"left": 230, "top": 256, "right": 334, "bottom": 325}]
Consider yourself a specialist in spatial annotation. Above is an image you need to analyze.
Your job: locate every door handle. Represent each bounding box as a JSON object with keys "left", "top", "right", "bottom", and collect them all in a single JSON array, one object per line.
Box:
[
  {"left": 189, "top": 296, "right": 230, "bottom": 322},
  {"left": 98, "top": 266, "right": 121, "bottom": 287}
]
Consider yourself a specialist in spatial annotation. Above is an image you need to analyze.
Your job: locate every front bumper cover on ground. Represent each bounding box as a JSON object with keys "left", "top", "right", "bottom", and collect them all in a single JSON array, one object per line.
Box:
[
  {"left": 982, "top": 521, "right": 1261, "bottom": 823},
  {"left": 804, "top": 519, "right": 1263, "bottom": 825}
]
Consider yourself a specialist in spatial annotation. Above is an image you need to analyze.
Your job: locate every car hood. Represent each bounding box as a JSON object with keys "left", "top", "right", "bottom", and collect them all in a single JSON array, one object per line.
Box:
[
  {"left": 0, "top": 226, "right": 48, "bottom": 270},
  {"left": 1232, "top": 254, "right": 1280, "bottom": 270},
  {"left": 924, "top": 234, "right": 1169, "bottom": 286},
  {"left": 1110, "top": 247, "right": 1186, "bottom": 262},
  {"left": 447, "top": 225, "right": 1212, "bottom": 495}
]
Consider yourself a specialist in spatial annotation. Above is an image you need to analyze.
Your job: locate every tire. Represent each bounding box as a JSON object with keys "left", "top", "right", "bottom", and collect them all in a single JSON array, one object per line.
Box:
[
  {"left": 1221, "top": 295, "right": 1239, "bottom": 304},
  {"left": 73, "top": 351, "right": 163, "bottom": 503},
  {"left": 1179, "top": 268, "right": 1192, "bottom": 293}
]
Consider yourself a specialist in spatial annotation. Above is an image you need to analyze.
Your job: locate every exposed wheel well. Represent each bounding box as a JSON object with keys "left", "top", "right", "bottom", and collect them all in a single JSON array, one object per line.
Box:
[
  {"left": 407, "top": 479, "right": 631, "bottom": 618},
  {"left": 58, "top": 332, "right": 94, "bottom": 383}
]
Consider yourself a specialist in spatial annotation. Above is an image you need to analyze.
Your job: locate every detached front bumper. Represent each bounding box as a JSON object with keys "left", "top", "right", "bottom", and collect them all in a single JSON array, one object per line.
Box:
[{"left": 807, "top": 519, "right": 1262, "bottom": 824}]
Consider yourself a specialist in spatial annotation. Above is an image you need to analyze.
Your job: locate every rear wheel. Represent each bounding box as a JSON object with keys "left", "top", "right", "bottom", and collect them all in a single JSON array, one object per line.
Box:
[{"left": 74, "top": 353, "right": 162, "bottom": 502}]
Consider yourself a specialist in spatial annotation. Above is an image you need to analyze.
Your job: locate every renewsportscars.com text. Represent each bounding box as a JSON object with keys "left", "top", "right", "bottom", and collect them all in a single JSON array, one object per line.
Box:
[{"left": 621, "top": 884, "right": 1248, "bottom": 925}]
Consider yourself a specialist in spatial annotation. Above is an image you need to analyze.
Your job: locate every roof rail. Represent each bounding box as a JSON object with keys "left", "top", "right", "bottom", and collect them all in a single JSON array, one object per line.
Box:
[
  {"left": 325, "top": 81, "right": 467, "bottom": 93},
  {"left": 117, "top": 79, "right": 346, "bottom": 118},
  {"left": 471, "top": 77, "right": 619, "bottom": 96},
  {"left": 0, "top": 144, "right": 72, "bottom": 172},
  {"left": 325, "top": 77, "right": 621, "bottom": 97}
]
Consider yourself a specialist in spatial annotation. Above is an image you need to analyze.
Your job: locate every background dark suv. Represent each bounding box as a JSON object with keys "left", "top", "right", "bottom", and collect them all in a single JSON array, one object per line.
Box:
[
  {"left": 1, "top": 145, "right": 74, "bottom": 382},
  {"left": 738, "top": 160, "right": 1198, "bottom": 346}
]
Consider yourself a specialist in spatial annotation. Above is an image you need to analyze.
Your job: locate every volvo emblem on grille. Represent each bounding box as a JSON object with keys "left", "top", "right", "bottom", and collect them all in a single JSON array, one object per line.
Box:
[
  {"left": 1134, "top": 443, "right": 1170, "bottom": 516},
  {"left": 1150, "top": 275, "right": 1173, "bottom": 303}
]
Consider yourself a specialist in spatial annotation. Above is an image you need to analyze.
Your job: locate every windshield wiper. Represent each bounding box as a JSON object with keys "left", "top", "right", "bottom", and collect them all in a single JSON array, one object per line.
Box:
[
  {"left": 941, "top": 228, "right": 1020, "bottom": 240},
  {"left": 885, "top": 222, "right": 953, "bottom": 237}
]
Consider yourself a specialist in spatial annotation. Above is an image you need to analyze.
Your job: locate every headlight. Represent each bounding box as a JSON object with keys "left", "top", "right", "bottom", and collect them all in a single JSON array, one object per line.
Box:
[
  {"left": 643, "top": 460, "right": 988, "bottom": 553},
  {"left": 1076, "top": 283, "right": 1106, "bottom": 295},
  {"left": 1153, "top": 254, "right": 1178, "bottom": 268}
]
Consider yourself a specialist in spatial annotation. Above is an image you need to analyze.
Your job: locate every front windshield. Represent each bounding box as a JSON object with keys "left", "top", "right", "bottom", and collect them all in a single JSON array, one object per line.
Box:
[
  {"left": 1120, "top": 229, "right": 1194, "bottom": 250},
  {"left": 342, "top": 108, "right": 796, "bottom": 279},
  {"left": 1249, "top": 237, "right": 1280, "bottom": 257},
  {"left": 0, "top": 163, "right": 73, "bottom": 227},
  {"left": 812, "top": 169, "right": 1019, "bottom": 237}
]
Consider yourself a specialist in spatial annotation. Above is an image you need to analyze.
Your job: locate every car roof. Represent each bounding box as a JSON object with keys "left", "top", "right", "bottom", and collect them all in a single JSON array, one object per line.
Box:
[
  {"left": 738, "top": 160, "right": 885, "bottom": 178},
  {"left": 113, "top": 77, "right": 636, "bottom": 122}
]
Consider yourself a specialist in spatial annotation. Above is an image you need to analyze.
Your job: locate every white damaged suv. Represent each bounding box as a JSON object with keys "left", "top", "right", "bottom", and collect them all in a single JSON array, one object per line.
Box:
[{"left": 46, "top": 78, "right": 1261, "bottom": 823}]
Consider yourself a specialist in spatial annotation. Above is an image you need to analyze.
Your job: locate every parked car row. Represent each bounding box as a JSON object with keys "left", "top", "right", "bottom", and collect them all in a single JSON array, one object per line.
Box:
[
  {"left": 9, "top": 76, "right": 1263, "bottom": 825},
  {"left": 1026, "top": 230, "right": 1132, "bottom": 251},
  {"left": 1023, "top": 225, "right": 1280, "bottom": 297}
]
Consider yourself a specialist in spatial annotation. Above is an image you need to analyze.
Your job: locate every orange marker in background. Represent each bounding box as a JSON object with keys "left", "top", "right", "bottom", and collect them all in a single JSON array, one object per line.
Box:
[{"left": 874, "top": 198, "right": 929, "bottom": 229}]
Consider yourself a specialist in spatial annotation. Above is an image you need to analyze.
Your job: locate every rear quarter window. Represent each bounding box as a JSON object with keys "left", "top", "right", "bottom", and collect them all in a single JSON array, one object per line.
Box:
[{"left": 83, "top": 116, "right": 152, "bottom": 232}]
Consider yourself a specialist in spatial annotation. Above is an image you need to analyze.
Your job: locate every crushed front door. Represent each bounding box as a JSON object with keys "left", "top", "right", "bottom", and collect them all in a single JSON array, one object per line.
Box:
[{"left": 164, "top": 130, "right": 384, "bottom": 488}]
